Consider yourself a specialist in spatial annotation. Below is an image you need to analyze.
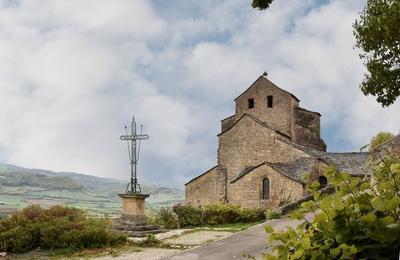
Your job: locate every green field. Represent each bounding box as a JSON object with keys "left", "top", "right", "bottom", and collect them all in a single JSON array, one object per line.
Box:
[{"left": 0, "top": 163, "right": 184, "bottom": 216}]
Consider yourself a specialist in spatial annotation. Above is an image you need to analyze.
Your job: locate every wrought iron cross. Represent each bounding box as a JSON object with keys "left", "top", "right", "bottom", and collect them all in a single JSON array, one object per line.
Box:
[{"left": 120, "top": 116, "right": 149, "bottom": 194}]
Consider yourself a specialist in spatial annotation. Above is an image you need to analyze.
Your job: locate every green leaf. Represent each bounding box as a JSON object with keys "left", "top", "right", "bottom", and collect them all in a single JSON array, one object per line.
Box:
[
  {"left": 386, "top": 196, "right": 400, "bottom": 211},
  {"left": 301, "top": 237, "right": 311, "bottom": 250},
  {"left": 380, "top": 216, "right": 394, "bottom": 226},
  {"left": 291, "top": 249, "right": 304, "bottom": 259},
  {"left": 313, "top": 191, "right": 321, "bottom": 200},
  {"left": 361, "top": 213, "right": 377, "bottom": 224},
  {"left": 371, "top": 197, "right": 385, "bottom": 211},
  {"left": 264, "top": 254, "right": 278, "bottom": 260},
  {"left": 330, "top": 247, "right": 341, "bottom": 257},
  {"left": 265, "top": 224, "right": 274, "bottom": 233}
]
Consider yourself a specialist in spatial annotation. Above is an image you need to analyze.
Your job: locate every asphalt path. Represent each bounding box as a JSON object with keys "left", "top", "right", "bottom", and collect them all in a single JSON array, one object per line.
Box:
[{"left": 164, "top": 215, "right": 307, "bottom": 260}]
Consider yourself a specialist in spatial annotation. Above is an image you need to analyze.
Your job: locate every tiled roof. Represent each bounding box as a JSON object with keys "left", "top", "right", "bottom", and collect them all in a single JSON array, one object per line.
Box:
[
  {"left": 270, "top": 157, "right": 318, "bottom": 183},
  {"left": 279, "top": 138, "right": 371, "bottom": 176},
  {"left": 320, "top": 152, "right": 371, "bottom": 176},
  {"left": 230, "top": 139, "right": 371, "bottom": 184}
]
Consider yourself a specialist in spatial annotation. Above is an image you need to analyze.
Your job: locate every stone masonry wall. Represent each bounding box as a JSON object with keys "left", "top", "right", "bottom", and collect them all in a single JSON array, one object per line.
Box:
[
  {"left": 294, "top": 124, "right": 327, "bottom": 151},
  {"left": 218, "top": 115, "right": 310, "bottom": 182},
  {"left": 228, "top": 164, "right": 304, "bottom": 209},
  {"left": 185, "top": 166, "right": 222, "bottom": 207},
  {"left": 295, "top": 108, "right": 320, "bottom": 134},
  {"left": 235, "top": 76, "right": 298, "bottom": 137},
  {"left": 293, "top": 108, "right": 326, "bottom": 151},
  {"left": 221, "top": 115, "right": 236, "bottom": 132}
]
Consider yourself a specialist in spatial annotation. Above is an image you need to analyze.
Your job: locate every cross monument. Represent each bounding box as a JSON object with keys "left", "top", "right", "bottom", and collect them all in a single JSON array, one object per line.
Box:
[{"left": 118, "top": 116, "right": 151, "bottom": 226}]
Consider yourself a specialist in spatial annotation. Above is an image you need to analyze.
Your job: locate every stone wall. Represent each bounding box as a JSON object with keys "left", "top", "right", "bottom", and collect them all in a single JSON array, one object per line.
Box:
[
  {"left": 221, "top": 115, "right": 236, "bottom": 132},
  {"left": 218, "top": 115, "right": 310, "bottom": 182},
  {"left": 185, "top": 74, "right": 329, "bottom": 209},
  {"left": 185, "top": 166, "right": 222, "bottom": 207},
  {"left": 228, "top": 164, "right": 304, "bottom": 209},
  {"left": 295, "top": 108, "right": 320, "bottom": 134},
  {"left": 294, "top": 124, "right": 326, "bottom": 151},
  {"left": 293, "top": 108, "right": 326, "bottom": 151},
  {"left": 234, "top": 76, "right": 298, "bottom": 137},
  {"left": 373, "top": 134, "right": 400, "bottom": 160}
]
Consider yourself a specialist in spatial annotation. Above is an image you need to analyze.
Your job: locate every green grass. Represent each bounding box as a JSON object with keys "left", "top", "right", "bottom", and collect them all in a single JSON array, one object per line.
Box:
[
  {"left": 27, "top": 190, "right": 112, "bottom": 202},
  {"left": 0, "top": 194, "right": 29, "bottom": 208},
  {"left": 193, "top": 222, "right": 260, "bottom": 232}
]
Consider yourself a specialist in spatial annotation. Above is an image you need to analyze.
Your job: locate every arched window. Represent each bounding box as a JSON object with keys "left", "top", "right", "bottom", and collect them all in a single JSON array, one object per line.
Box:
[
  {"left": 262, "top": 178, "right": 270, "bottom": 199},
  {"left": 318, "top": 176, "right": 328, "bottom": 187}
]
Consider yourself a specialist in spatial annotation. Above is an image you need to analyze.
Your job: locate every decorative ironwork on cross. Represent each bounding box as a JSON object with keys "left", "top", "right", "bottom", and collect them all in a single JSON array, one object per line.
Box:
[{"left": 120, "top": 116, "right": 149, "bottom": 194}]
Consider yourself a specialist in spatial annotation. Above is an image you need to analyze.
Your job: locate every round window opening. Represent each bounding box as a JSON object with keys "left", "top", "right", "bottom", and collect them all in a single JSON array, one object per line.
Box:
[{"left": 318, "top": 176, "right": 328, "bottom": 187}]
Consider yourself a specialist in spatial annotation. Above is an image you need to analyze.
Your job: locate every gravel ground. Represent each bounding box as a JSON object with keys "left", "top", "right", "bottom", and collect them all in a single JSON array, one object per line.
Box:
[
  {"left": 95, "top": 248, "right": 180, "bottom": 260},
  {"left": 164, "top": 231, "right": 233, "bottom": 246},
  {"left": 127, "top": 229, "right": 192, "bottom": 243},
  {"left": 94, "top": 230, "right": 235, "bottom": 259}
]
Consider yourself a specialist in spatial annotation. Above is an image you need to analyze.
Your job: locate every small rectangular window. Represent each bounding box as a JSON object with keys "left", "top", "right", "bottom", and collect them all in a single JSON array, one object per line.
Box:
[
  {"left": 267, "top": 95, "right": 273, "bottom": 108},
  {"left": 248, "top": 98, "right": 254, "bottom": 109}
]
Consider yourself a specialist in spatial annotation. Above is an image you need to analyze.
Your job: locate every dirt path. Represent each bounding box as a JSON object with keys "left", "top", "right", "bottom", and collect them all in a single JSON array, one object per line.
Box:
[
  {"left": 164, "top": 214, "right": 312, "bottom": 260},
  {"left": 94, "top": 214, "right": 312, "bottom": 260}
]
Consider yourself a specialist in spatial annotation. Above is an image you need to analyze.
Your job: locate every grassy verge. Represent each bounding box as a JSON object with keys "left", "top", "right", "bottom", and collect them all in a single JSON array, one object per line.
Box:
[
  {"left": 7, "top": 243, "right": 142, "bottom": 259},
  {"left": 193, "top": 222, "right": 260, "bottom": 232}
]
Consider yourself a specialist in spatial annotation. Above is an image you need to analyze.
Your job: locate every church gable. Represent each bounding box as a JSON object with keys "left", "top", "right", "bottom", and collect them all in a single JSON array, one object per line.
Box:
[
  {"left": 234, "top": 76, "right": 299, "bottom": 137},
  {"left": 228, "top": 162, "right": 305, "bottom": 209},
  {"left": 234, "top": 75, "right": 299, "bottom": 103},
  {"left": 218, "top": 114, "right": 312, "bottom": 183},
  {"left": 185, "top": 73, "right": 329, "bottom": 209}
]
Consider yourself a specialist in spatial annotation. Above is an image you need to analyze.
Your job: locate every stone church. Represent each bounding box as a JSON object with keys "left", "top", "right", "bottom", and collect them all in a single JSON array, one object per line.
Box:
[{"left": 185, "top": 73, "right": 369, "bottom": 209}]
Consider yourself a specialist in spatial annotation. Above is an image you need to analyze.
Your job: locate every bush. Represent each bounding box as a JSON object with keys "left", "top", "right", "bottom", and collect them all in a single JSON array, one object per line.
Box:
[
  {"left": 167, "top": 203, "right": 265, "bottom": 228},
  {"left": 264, "top": 157, "right": 400, "bottom": 259},
  {"left": 172, "top": 205, "right": 203, "bottom": 227},
  {"left": 0, "top": 206, "right": 126, "bottom": 253},
  {"left": 264, "top": 209, "right": 281, "bottom": 220},
  {"left": 202, "top": 204, "right": 241, "bottom": 224},
  {"left": 155, "top": 208, "right": 179, "bottom": 229}
]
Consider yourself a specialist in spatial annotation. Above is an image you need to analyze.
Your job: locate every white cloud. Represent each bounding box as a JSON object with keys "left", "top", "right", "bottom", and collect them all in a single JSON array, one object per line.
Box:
[{"left": 0, "top": 0, "right": 398, "bottom": 187}]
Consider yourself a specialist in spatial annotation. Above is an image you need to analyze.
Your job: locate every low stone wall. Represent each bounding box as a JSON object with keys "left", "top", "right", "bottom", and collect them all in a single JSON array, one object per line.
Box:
[{"left": 277, "top": 186, "right": 335, "bottom": 215}]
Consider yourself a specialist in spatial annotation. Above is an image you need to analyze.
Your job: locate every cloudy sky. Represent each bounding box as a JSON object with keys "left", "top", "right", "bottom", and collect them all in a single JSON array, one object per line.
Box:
[{"left": 0, "top": 0, "right": 399, "bottom": 187}]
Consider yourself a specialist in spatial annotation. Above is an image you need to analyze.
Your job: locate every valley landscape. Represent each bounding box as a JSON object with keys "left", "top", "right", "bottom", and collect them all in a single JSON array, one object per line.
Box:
[{"left": 0, "top": 163, "right": 184, "bottom": 218}]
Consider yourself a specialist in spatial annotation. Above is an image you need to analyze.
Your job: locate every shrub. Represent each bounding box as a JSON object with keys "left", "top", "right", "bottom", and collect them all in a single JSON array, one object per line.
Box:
[
  {"left": 169, "top": 203, "right": 265, "bottom": 228},
  {"left": 202, "top": 204, "right": 241, "bottom": 224},
  {"left": 0, "top": 206, "right": 126, "bottom": 253},
  {"left": 369, "top": 131, "right": 394, "bottom": 151},
  {"left": 264, "top": 157, "right": 400, "bottom": 259},
  {"left": 264, "top": 209, "right": 281, "bottom": 220},
  {"left": 172, "top": 205, "right": 203, "bottom": 227},
  {"left": 155, "top": 208, "right": 179, "bottom": 229},
  {"left": 237, "top": 207, "right": 264, "bottom": 223}
]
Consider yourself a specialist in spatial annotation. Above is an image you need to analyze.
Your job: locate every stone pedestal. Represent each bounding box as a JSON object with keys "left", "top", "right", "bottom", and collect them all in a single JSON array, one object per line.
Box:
[
  {"left": 116, "top": 193, "right": 161, "bottom": 237},
  {"left": 119, "top": 193, "right": 149, "bottom": 225}
]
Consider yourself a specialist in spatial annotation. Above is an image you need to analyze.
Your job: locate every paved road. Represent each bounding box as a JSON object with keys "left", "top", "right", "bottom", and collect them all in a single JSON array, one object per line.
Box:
[{"left": 164, "top": 216, "right": 306, "bottom": 260}]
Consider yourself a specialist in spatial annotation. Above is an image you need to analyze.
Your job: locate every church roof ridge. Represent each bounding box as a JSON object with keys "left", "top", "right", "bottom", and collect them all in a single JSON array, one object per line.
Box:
[
  {"left": 230, "top": 160, "right": 309, "bottom": 184},
  {"left": 185, "top": 165, "right": 218, "bottom": 186},
  {"left": 220, "top": 114, "right": 235, "bottom": 122},
  {"left": 296, "top": 107, "right": 321, "bottom": 116},
  {"left": 217, "top": 113, "right": 292, "bottom": 139},
  {"left": 234, "top": 75, "right": 300, "bottom": 102},
  {"left": 276, "top": 137, "right": 321, "bottom": 156}
]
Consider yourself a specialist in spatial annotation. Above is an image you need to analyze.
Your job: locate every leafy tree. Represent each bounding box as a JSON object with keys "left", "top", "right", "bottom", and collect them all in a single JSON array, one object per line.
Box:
[
  {"left": 369, "top": 131, "right": 395, "bottom": 151},
  {"left": 252, "top": 0, "right": 274, "bottom": 10},
  {"left": 251, "top": 0, "right": 400, "bottom": 107},
  {"left": 264, "top": 158, "right": 400, "bottom": 259},
  {"left": 354, "top": 0, "right": 400, "bottom": 107}
]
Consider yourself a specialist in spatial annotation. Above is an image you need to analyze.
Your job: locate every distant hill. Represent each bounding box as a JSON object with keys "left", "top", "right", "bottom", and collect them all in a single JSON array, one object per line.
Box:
[{"left": 0, "top": 163, "right": 184, "bottom": 215}]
